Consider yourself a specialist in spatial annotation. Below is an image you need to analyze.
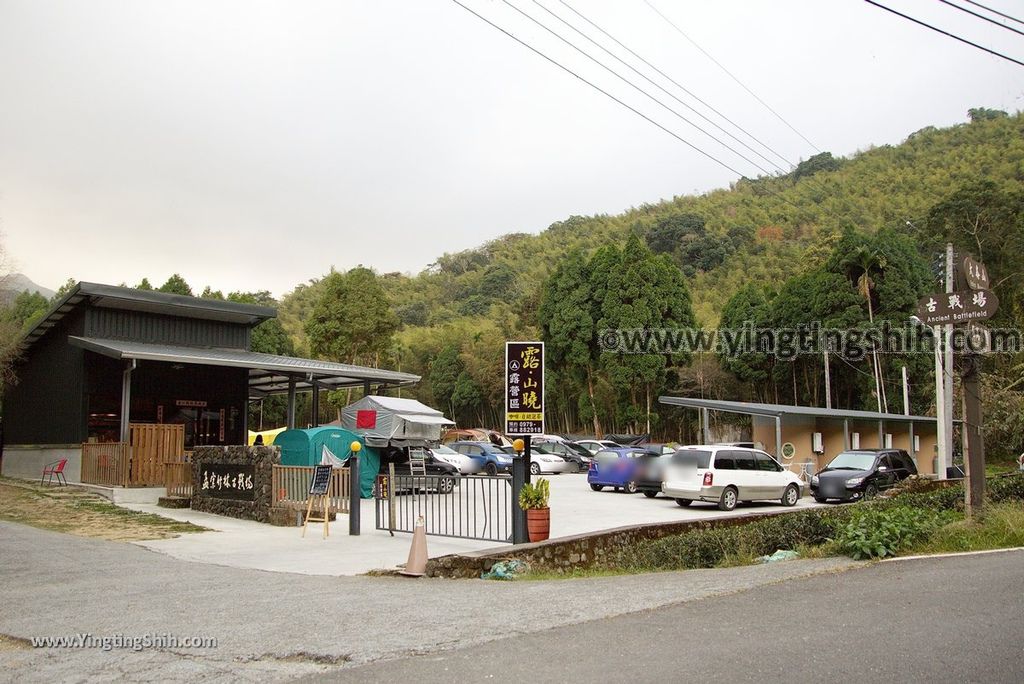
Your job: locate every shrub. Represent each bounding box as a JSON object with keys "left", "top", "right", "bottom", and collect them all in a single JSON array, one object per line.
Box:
[
  {"left": 518, "top": 478, "right": 550, "bottom": 510},
  {"left": 834, "top": 506, "right": 954, "bottom": 560}
]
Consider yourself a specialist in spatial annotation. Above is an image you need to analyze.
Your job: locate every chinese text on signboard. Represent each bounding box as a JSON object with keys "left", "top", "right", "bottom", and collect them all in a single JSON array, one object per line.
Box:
[{"left": 505, "top": 341, "right": 544, "bottom": 435}]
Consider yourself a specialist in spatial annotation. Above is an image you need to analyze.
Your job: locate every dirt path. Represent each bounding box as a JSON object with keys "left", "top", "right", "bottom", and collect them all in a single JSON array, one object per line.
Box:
[{"left": 0, "top": 478, "right": 207, "bottom": 541}]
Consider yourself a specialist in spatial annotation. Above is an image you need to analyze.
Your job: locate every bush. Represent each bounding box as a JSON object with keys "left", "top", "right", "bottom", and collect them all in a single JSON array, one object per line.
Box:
[{"left": 833, "top": 506, "right": 954, "bottom": 560}]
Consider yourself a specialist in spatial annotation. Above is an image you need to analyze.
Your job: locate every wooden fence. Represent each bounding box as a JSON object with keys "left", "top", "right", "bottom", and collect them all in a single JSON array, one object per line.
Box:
[
  {"left": 80, "top": 423, "right": 187, "bottom": 487},
  {"left": 130, "top": 423, "right": 186, "bottom": 486},
  {"left": 81, "top": 442, "right": 131, "bottom": 487},
  {"left": 272, "top": 465, "right": 350, "bottom": 514},
  {"left": 164, "top": 462, "right": 193, "bottom": 498}
]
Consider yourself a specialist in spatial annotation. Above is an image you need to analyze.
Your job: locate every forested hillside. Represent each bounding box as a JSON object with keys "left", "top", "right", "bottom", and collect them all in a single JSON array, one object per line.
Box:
[
  {"left": 5, "top": 110, "right": 1023, "bottom": 454},
  {"left": 272, "top": 110, "right": 1024, "bottom": 449}
]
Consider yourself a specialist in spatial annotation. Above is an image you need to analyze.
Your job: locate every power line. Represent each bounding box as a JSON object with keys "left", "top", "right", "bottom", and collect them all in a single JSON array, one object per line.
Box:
[
  {"left": 962, "top": 0, "right": 1024, "bottom": 28},
  {"left": 553, "top": 0, "right": 794, "bottom": 171},
  {"left": 499, "top": 0, "right": 776, "bottom": 176},
  {"left": 642, "top": 0, "right": 821, "bottom": 153},
  {"left": 937, "top": 0, "right": 1024, "bottom": 38},
  {"left": 447, "top": 0, "right": 751, "bottom": 178},
  {"left": 864, "top": 0, "right": 1024, "bottom": 68}
]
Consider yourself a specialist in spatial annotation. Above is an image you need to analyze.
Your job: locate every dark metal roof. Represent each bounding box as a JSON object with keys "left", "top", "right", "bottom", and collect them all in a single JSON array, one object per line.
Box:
[
  {"left": 68, "top": 337, "right": 421, "bottom": 397},
  {"left": 658, "top": 396, "right": 936, "bottom": 424},
  {"left": 23, "top": 282, "right": 276, "bottom": 348}
]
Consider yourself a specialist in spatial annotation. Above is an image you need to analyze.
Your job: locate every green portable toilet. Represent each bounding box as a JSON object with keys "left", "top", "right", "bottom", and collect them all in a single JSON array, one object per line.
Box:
[{"left": 274, "top": 426, "right": 380, "bottom": 498}]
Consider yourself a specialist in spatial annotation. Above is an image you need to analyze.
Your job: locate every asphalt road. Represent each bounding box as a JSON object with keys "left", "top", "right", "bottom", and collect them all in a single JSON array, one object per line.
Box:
[
  {"left": 322, "top": 549, "right": 1024, "bottom": 683},
  {"left": 0, "top": 520, "right": 856, "bottom": 682}
]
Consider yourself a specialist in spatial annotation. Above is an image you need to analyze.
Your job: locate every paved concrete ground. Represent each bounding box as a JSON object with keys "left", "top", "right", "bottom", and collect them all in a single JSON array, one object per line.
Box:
[
  {"left": 0, "top": 520, "right": 858, "bottom": 682},
  {"left": 321, "top": 549, "right": 1024, "bottom": 683},
  {"left": 118, "top": 473, "right": 823, "bottom": 575}
]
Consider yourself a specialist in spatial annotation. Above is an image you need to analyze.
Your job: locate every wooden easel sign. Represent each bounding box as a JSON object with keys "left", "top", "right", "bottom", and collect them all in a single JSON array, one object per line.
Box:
[{"left": 302, "top": 464, "right": 333, "bottom": 538}]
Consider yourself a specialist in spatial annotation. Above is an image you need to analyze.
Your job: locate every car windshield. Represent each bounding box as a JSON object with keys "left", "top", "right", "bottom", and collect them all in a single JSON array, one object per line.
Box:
[
  {"left": 672, "top": 449, "right": 713, "bottom": 468},
  {"left": 565, "top": 443, "right": 590, "bottom": 458},
  {"left": 826, "top": 451, "right": 877, "bottom": 471},
  {"left": 595, "top": 449, "right": 621, "bottom": 462},
  {"left": 431, "top": 445, "right": 460, "bottom": 456}
]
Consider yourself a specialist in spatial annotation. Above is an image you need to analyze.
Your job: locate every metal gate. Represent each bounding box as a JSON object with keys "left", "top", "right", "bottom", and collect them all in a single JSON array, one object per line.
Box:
[{"left": 374, "top": 473, "right": 514, "bottom": 543}]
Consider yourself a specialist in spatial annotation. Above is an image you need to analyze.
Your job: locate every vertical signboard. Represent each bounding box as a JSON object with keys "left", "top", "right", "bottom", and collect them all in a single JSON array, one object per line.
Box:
[{"left": 505, "top": 341, "right": 544, "bottom": 436}]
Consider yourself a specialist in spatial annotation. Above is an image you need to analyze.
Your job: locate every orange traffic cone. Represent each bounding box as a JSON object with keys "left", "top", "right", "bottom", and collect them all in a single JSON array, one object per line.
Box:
[{"left": 400, "top": 515, "right": 428, "bottom": 577}]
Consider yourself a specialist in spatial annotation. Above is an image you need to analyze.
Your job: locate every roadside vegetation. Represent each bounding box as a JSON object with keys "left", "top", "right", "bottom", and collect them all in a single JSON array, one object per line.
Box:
[
  {"left": 0, "top": 477, "right": 208, "bottom": 541},
  {"left": 521, "top": 475, "right": 1024, "bottom": 579}
]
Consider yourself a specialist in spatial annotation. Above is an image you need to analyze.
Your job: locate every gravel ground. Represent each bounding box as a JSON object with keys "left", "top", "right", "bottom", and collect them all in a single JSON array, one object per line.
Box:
[{"left": 0, "top": 520, "right": 859, "bottom": 682}]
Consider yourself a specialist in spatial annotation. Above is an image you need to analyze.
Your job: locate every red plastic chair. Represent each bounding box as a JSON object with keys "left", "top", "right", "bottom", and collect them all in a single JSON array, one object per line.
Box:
[{"left": 41, "top": 458, "right": 68, "bottom": 486}]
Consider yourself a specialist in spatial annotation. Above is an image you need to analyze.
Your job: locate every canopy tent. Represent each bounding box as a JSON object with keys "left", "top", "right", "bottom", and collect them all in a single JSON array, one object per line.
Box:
[
  {"left": 247, "top": 426, "right": 287, "bottom": 446},
  {"left": 274, "top": 426, "right": 379, "bottom": 498},
  {"left": 340, "top": 395, "right": 454, "bottom": 447}
]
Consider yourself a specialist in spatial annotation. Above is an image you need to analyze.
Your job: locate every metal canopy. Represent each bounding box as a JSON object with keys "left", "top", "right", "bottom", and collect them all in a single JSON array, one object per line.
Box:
[
  {"left": 23, "top": 281, "right": 275, "bottom": 348},
  {"left": 658, "top": 396, "right": 937, "bottom": 424},
  {"left": 68, "top": 336, "right": 420, "bottom": 397}
]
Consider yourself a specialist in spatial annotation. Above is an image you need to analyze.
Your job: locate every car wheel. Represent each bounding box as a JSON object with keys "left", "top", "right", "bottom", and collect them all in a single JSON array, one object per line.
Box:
[
  {"left": 438, "top": 477, "right": 455, "bottom": 494},
  {"left": 864, "top": 483, "right": 879, "bottom": 500},
  {"left": 813, "top": 496, "right": 828, "bottom": 504},
  {"left": 718, "top": 486, "right": 738, "bottom": 511},
  {"left": 782, "top": 484, "right": 799, "bottom": 507},
  {"left": 642, "top": 491, "right": 657, "bottom": 498},
  {"left": 529, "top": 462, "right": 541, "bottom": 476},
  {"left": 675, "top": 498, "right": 692, "bottom": 507},
  {"left": 484, "top": 463, "right": 498, "bottom": 476},
  {"left": 623, "top": 481, "right": 638, "bottom": 494},
  {"left": 590, "top": 483, "right": 604, "bottom": 492}
]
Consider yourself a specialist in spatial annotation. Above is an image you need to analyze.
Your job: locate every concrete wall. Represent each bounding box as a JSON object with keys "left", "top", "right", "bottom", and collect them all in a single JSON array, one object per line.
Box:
[{"left": 0, "top": 445, "right": 82, "bottom": 483}]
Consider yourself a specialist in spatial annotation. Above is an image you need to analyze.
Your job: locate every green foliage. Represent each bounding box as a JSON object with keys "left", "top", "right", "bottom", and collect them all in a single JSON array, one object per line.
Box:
[
  {"left": 52, "top": 278, "right": 76, "bottom": 301},
  {"left": 158, "top": 274, "right": 192, "bottom": 296},
  {"left": 135, "top": 278, "right": 153, "bottom": 291},
  {"left": 518, "top": 478, "right": 550, "bottom": 510},
  {"left": 834, "top": 506, "right": 952, "bottom": 560},
  {"left": 304, "top": 267, "right": 398, "bottom": 366},
  {"left": 1, "top": 291, "right": 49, "bottom": 331},
  {"left": 792, "top": 151, "right": 843, "bottom": 181},
  {"left": 967, "top": 107, "right": 1008, "bottom": 122}
]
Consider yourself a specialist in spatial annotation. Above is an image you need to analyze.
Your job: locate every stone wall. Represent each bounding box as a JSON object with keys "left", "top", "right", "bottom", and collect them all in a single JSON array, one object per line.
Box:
[
  {"left": 191, "top": 445, "right": 279, "bottom": 522},
  {"left": 426, "top": 510, "right": 799, "bottom": 578}
]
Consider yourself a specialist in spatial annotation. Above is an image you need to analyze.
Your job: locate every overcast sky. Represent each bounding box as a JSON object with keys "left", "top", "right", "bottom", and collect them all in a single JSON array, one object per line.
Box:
[{"left": 1, "top": 0, "right": 1021, "bottom": 297}]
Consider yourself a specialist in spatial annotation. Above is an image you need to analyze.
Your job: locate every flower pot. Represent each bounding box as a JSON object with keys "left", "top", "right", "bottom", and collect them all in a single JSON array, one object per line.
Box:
[{"left": 525, "top": 507, "right": 550, "bottom": 542}]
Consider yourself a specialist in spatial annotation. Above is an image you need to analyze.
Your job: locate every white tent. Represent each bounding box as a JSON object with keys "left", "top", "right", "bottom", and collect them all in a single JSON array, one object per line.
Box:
[{"left": 340, "top": 395, "right": 454, "bottom": 447}]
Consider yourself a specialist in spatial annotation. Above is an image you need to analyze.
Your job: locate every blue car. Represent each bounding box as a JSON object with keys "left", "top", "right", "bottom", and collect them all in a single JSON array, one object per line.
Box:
[
  {"left": 448, "top": 441, "right": 515, "bottom": 476},
  {"left": 587, "top": 447, "right": 650, "bottom": 493}
]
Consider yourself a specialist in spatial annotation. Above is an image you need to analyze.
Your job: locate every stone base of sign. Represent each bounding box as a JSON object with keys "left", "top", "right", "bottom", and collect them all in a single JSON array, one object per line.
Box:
[
  {"left": 267, "top": 504, "right": 337, "bottom": 527},
  {"left": 157, "top": 496, "right": 191, "bottom": 509},
  {"left": 191, "top": 445, "right": 280, "bottom": 522}
]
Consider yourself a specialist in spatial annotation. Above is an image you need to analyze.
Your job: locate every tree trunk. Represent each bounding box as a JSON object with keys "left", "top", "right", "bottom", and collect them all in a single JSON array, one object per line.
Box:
[{"left": 587, "top": 369, "right": 602, "bottom": 437}]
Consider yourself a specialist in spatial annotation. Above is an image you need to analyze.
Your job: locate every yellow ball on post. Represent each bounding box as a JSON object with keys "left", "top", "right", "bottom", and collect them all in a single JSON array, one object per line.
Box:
[
  {"left": 513, "top": 438, "right": 524, "bottom": 453},
  {"left": 351, "top": 441, "right": 362, "bottom": 453}
]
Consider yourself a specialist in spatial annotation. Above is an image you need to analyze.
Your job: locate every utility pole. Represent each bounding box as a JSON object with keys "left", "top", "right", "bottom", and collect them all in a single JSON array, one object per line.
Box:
[
  {"left": 942, "top": 243, "right": 955, "bottom": 477},
  {"left": 934, "top": 330, "right": 947, "bottom": 479},
  {"left": 962, "top": 356, "right": 985, "bottom": 519},
  {"left": 823, "top": 349, "right": 832, "bottom": 409},
  {"left": 901, "top": 365, "right": 910, "bottom": 416}
]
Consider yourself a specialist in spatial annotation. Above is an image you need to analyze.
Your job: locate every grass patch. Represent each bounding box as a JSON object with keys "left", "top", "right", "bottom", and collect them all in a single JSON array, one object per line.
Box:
[
  {"left": 519, "top": 567, "right": 633, "bottom": 581},
  {"left": 0, "top": 477, "right": 208, "bottom": 541},
  {"left": 907, "top": 503, "right": 1024, "bottom": 555}
]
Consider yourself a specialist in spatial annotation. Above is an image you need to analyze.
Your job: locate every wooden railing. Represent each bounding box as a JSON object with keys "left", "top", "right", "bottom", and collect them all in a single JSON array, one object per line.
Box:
[
  {"left": 81, "top": 443, "right": 131, "bottom": 487},
  {"left": 164, "top": 462, "right": 193, "bottom": 498},
  {"left": 272, "top": 465, "right": 350, "bottom": 514}
]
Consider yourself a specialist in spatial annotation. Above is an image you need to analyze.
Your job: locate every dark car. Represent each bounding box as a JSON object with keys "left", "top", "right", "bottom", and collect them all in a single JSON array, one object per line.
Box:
[
  {"left": 379, "top": 446, "right": 460, "bottom": 494},
  {"left": 587, "top": 447, "right": 650, "bottom": 493},
  {"left": 635, "top": 448, "right": 675, "bottom": 498},
  {"left": 810, "top": 449, "right": 918, "bottom": 503},
  {"left": 532, "top": 439, "right": 592, "bottom": 472}
]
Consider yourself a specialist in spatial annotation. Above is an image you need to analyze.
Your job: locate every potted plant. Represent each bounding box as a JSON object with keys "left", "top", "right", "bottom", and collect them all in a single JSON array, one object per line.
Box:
[{"left": 518, "top": 478, "right": 550, "bottom": 542}]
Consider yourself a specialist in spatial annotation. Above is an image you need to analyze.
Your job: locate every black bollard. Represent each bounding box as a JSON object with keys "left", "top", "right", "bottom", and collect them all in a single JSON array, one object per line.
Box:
[{"left": 349, "top": 450, "right": 361, "bottom": 536}]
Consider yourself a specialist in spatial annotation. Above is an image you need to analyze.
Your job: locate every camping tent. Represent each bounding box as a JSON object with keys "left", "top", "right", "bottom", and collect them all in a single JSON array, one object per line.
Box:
[
  {"left": 340, "top": 395, "right": 454, "bottom": 447},
  {"left": 274, "top": 426, "right": 379, "bottom": 498}
]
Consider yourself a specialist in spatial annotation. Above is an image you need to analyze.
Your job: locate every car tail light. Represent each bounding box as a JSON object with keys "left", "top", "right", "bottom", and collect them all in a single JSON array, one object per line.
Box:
[
  {"left": 588, "top": 461, "right": 596, "bottom": 470},
  {"left": 703, "top": 471, "right": 713, "bottom": 486}
]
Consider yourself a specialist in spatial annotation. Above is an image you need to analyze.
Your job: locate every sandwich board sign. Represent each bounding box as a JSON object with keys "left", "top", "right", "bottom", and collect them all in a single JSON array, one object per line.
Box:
[{"left": 505, "top": 341, "right": 544, "bottom": 436}]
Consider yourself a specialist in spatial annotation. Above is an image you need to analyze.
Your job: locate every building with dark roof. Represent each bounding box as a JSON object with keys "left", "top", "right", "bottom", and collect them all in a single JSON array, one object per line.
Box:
[{"left": 1, "top": 282, "right": 419, "bottom": 483}]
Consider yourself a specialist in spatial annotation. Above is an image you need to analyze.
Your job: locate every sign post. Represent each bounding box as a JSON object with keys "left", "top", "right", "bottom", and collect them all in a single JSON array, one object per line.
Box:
[
  {"left": 302, "top": 464, "right": 333, "bottom": 539},
  {"left": 505, "top": 341, "right": 544, "bottom": 544}
]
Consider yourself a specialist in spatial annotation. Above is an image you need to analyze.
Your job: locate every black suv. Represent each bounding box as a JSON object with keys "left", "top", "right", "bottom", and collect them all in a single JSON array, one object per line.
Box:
[{"left": 810, "top": 449, "right": 918, "bottom": 503}]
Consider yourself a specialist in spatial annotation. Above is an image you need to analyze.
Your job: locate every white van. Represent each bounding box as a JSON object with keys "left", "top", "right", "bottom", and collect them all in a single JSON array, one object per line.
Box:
[{"left": 662, "top": 445, "right": 802, "bottom": 511}]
